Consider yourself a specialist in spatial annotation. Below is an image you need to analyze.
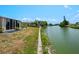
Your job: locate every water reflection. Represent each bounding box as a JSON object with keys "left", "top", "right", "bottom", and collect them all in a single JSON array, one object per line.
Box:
[{"left": 46, "top": 26, "right": 79, "bottom": 54}]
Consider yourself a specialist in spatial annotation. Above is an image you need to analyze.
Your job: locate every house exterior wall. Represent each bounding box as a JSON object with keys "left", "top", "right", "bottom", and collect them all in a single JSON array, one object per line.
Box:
[
  {"left": 0, "top": 16, "right": 21, "bottom": 32},
  {"left": 0, "top": 17, "right": 2, "bottom": 27},
  {"left": 19, "top": 21, "right": 21, "bottom": 29},
  {"left": 2, "top": 17, "right": 6, "bottom": 32},
  {"left": 0, "top": 17, "right": 3, "bottom": 32}
]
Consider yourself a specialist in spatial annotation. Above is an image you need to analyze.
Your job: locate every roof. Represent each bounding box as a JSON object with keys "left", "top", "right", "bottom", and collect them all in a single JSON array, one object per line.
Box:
[{"left": 0, "top": 16, "right": 21, "bottom": 22}]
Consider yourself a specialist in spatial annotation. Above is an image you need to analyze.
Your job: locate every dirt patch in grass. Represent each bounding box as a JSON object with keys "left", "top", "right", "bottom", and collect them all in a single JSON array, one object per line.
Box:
[{"left": 0, "top": 27, "right": 38, "bottom": 54}]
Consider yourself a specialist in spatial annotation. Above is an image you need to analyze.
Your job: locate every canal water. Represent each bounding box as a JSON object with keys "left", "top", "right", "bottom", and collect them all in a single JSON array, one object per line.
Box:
[{"left": 45, "top": 26, "right": 79, "bottom": 54}]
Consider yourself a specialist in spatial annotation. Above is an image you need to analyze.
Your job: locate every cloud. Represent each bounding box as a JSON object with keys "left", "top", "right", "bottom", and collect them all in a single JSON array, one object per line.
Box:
[
  {"left": 64, "top": 5, "right": 72, "bottom": 9},
  {"left": 22, "top": 18, "right": 27, "bottom": 22},
  {"left": 74, "top": 13, "right": 79, "bottom": 18},
  {"left": 64, "top": 5, "right": 69, "bottom": 8},
  {"left": 22, "top": 17, "right": 59, "bottom": 24},
  {"left": 35, "top": 17, "right": 41, "bottom": 21},
  {"left": 74, "top": 10, "right": 79, "bottom": 18},
  {"left": 71, "top": 13, "right": 79, "bottom": 22},
  {"left": 35, "top": 17, "right": 48, "bottom": 21},
  {"left": 46, "top": 18, "right": 59, "bottom": 24},
  {"left": 51, "top": 19, "right": 57, "bottom": 22},
  {"left": 22, "top": 18, "right": 33, "bottom": 22},
  {"left": 35, "top": 17, "right": 59, "bottom": 24},
  {"left": 73, "top": 10, "right": 79, "bottom": 18}
]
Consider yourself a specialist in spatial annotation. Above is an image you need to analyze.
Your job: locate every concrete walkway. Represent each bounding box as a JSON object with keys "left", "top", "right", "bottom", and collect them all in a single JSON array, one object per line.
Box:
[{"left": 37, "top": 27, "right": 43, "bottom": 54}]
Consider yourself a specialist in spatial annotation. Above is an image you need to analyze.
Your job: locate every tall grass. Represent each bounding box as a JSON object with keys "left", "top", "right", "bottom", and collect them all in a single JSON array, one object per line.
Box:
[
  {"left": 41, "top": 27, "right": 49, "bottom": 54},
  {"left": 41, "top": 27, "right": 56, "bottom": 54}
]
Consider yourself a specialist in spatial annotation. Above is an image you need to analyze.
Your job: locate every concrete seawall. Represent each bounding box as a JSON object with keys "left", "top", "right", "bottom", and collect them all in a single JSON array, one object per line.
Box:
[{"left": 37, "top": 27, "right": 43, "bottom": 54}]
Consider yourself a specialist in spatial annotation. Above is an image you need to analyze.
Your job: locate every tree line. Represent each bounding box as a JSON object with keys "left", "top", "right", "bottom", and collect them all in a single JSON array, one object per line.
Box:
[
  {"left": 21, "top": 20, "right": 48, "bottom": 28},
  {"left": 21, "top": 16, "right": 79, "bottom": 29}
]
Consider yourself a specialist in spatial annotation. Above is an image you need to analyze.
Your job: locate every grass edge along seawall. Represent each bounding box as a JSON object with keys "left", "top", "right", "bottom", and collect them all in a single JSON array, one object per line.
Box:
[{"left": 41, "top": 27, "right": 56, "bottom": 54}]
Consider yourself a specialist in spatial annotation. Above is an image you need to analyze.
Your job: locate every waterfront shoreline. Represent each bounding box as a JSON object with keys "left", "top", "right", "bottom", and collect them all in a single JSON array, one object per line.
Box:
[{"left": 41, "top": 27, "right": 56, "bottom": 54}]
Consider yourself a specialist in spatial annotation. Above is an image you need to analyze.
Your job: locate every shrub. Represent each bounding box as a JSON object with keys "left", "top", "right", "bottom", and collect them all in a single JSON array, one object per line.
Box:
[
  {"left": 0, "top": 27, "right": 2, "bottom": 33},
  {"left": 15, "top": 27, "right": 19, "bottom": 30},
  {"left": 70, "top": 24, "right": 79, "bottom": 29}
]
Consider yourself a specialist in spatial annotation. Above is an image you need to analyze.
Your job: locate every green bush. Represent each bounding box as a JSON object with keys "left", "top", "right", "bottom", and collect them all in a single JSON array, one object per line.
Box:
[
  {"left": 15, "top": 27, "right": 19, "bottom": 30},
  {"left": 0, "top": 27, "right": 2, "bottom": 33},
  {"left": 70, "top": 24, "right": 79, "bottom": 29}
]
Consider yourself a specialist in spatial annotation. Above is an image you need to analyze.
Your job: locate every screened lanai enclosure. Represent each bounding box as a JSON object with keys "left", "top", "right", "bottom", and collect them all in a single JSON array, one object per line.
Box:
[{"left": 0, "top": 16, "right": 21, "bottom": 32}]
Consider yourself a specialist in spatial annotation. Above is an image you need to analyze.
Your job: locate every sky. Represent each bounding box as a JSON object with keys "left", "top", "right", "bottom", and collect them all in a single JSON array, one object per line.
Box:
[{"left": 0, "top": 5, "right": 79, "bottom": 24}]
